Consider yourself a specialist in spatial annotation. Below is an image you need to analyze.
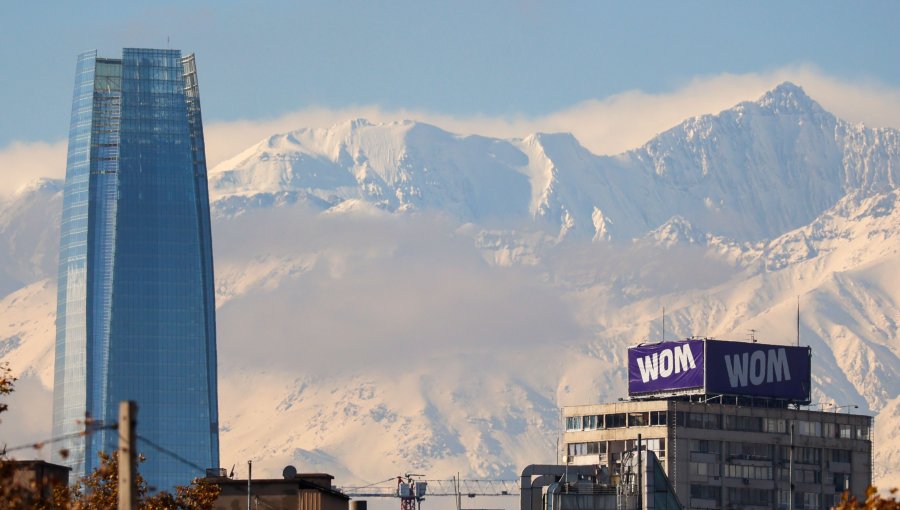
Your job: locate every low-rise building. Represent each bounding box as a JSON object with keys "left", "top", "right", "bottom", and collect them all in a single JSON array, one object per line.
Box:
[
  {"left": 564, "top": 400, "right": 871, "bottom": 510},
  {"left": 562, "top": 338, "right": 872, "bottom": 510},
  {"left": 206, "top": 468, "right": 350, "bottom": 510},
  {"left": 2, "top": 459, "right": 70, "bottom": 503}
]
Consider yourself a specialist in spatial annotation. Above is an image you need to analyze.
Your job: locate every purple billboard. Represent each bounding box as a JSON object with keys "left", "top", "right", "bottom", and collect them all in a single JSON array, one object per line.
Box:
[
  {"left": 705, "top": 340, "right": 811, "bottom": 400},
  {"left": 628, "top": 340, "right": 705, "bottom": 395},
  {"left": 627, "top": 339, "right": 812, "bottom": 401}
]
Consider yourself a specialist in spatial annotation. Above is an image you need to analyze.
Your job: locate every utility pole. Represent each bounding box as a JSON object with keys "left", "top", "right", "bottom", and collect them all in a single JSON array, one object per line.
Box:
[
  {"left": 118, "top": 400, "right": 138, "bottom": 510},
  {"left": 247, "top": 460, "right": 253, "bottom": 510},
  {"left": 789, "top": 421, "right": 794, "bottom": 510},
  {"left": 637, "top": 434, "right": 643, "bottom": 510}
]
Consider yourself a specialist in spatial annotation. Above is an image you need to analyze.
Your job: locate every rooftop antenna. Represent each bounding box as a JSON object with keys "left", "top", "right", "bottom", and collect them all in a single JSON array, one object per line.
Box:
[
  {"left": 662, "top": 306, "right": 666, "bottom": 342},
  {"left": 796, "top": 295, "right": 800, "bottom": 346},
  {"left": 748, "top": 329, "right": 758, "bottom": 343},
  {"left": 167, "top": 35, "right": 170, "bottom": 49}
]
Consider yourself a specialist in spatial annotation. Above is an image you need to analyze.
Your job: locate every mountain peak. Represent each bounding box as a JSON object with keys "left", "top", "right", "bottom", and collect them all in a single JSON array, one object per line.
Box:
[
  {"left": 14, "top": 177, "right": 63, "bottom": 198},
  {"left": 344, "top": 118, "right": 374, "bottom": 130},
  {"left": 755, "top": 82, "right": 823, "bottom": 115}
]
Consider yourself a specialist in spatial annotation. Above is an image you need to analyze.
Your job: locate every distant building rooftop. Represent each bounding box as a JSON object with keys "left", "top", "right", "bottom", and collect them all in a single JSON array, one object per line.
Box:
[{"left": 205, "top": 468, "right": 349, "bottom": 510}]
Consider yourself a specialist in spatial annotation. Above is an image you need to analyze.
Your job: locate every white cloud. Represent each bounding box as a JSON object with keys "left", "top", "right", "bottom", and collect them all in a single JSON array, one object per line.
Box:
[
  {"left": 201, "top": 65, "right": 900, "bottom": 167},
  {"left": 212, "top": 206, "right": 583, "bottom": 376},
  {"left": 4, "top": 66, "right": 900, "bottom": 197},
  {"left": 0, "top": 140, "right": 66, "bottom": 199}
]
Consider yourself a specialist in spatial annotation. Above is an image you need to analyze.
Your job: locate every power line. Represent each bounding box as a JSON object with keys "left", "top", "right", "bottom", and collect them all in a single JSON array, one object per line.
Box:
[
  {"left": 2, "top": 423, "right": 206, "bottom": 475},
  {"left": 2, "top": 424, "right": 117, "bottom": 456},
  {"left": 355, "top": 476, "right": 401, "bottom": 489}
]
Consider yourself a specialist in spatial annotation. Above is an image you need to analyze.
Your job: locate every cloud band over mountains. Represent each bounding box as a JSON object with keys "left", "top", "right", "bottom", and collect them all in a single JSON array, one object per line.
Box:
[{"left": 3, "top": 66, "right": 900, "bottom": 199}]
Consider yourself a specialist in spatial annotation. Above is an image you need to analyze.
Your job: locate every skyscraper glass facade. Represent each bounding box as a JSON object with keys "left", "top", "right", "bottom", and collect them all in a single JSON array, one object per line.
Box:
[{"left": 51, "top": 48, "right": 219, "bottom": 492}]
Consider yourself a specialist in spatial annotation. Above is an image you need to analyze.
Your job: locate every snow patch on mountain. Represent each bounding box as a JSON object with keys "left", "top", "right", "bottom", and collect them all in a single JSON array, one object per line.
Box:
[
  {"left": 2, "top": 82, "right": 899, "bottom": 489},
  {"left": 210, "top": 83, "right": 900, "bottom": 247}
]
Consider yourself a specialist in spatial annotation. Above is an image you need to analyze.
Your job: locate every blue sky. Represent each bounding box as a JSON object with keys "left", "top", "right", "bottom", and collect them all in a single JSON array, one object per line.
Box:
[
  {"left": 2, "top": 1, "right": 900, "bottom": 194},
  {"left": 2, "top": 1, "right": 899, "bottom": 145}
]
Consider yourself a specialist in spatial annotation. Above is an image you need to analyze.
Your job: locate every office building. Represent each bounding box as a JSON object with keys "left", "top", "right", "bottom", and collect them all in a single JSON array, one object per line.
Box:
[
  {"left": 563, "top": 339, "right": 872, "bottom": 510},
  {"left": 51, "top": 48, "right": 219, "bottom": 491}
]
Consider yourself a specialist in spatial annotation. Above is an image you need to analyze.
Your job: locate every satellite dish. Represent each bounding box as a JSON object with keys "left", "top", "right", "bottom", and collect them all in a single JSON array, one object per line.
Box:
[{"left": 283, "top": 465, "right": 298, "bottom": 479}]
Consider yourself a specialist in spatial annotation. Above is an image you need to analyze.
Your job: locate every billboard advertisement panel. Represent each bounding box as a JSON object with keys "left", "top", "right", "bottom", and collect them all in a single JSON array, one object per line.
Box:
[
  {"left": 705, "top": 340, "right": 811, "bottom": 401},
  {"left": 628, "top": 340, "right": 704, "bottom": 395}
]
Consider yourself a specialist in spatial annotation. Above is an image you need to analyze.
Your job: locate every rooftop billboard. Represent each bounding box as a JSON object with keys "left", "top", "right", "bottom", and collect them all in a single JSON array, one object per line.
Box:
[
  {"left": 628, "top": 340, "right": 705, "bottom": 395},
  {"left": 627, "top": 339, "right": 811, "bottom": 402}
]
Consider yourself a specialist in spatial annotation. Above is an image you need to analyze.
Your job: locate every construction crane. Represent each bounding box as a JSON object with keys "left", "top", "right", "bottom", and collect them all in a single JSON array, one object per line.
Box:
[{"left": 340, "top": 474, "right": 519, "bottom": 510}]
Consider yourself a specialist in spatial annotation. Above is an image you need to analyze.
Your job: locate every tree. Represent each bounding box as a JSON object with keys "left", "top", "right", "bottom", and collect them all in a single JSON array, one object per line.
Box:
[
  {"left": 0, "top": 362, "right": 220, "bottom": 509},
  {"left": 0, "top": 361, "right": 38, "bottom": 508},
  {"left": 834, "top": 486, "right": 900, "bottom": 509},
  {"left": 0, "top": 362, "right": 15, "bottom": 416},
  {"left": 60, "top": 451, "right": 220, "bottom": 510}
]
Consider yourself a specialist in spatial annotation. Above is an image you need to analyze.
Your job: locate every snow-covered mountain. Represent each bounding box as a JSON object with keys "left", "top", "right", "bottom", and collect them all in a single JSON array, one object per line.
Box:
[
  {"left": 209, "top": 83, "right": 900, "bottom": 242},
  {"left": 1, "top": 82, "right": 899, "bottom": 491}
]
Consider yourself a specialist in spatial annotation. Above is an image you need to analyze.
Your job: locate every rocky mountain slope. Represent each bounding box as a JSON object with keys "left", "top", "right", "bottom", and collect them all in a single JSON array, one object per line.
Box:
[
  {"left": 1, "top": 82, "right": 898, "bottom": 490},
  {"left": 209, "top": 83, "right": 900, "bottom": 242}
]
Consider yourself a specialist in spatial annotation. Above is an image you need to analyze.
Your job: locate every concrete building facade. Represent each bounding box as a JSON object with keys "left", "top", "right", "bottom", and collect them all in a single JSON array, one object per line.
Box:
[{"left": 563, "top": 400, "right": 872, "bottom": 510}]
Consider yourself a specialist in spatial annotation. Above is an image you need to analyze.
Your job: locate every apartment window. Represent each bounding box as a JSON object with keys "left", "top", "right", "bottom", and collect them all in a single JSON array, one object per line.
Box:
[
  {"left": 605, "top": 413, "right": 626, "bottom": 428},
  {"left": 645, "top": 438, "right": 666, "bottom": 458},
  {"left": 823, "top": 422, "right": 836, "bottom": 438},
  {"left": 690, "top": 485, "right": 721, "bottom": 501},
  {"left": 797, "top": 420, "right": 822, "bottom": 437},
  {"left": 795, "top": 447, "right": 821, "bottom": 465},
  {"left": 776, "top": 468, "right": 789, "bottom": 482},
  {"left": 725, "top": 415, "right": 763, "bottom": 432},
  {"left": 801, "top": 492, "right": 821, "bottom": 510},
  {"left": 628, "top": 412, "right": 648, "bottom": 427},
  {"left": 650, "top": 410, "right": 667, "bottom": 426},
  {"left": 685, "top": 412, "right": 720, "bottom": 429},
  {"left": 838, "top": 424, "right": 853, "bottom": 439},
  {"left": 689, "top": 461, "right": 719, "bottom": 477},
  {"left": 583, "top": 414, "right": 598, "bottom": 430},
  {"left": 724, "top": 464, "right": 772, "bottom": 480},
  {"left": 688, "top": 412, "right": 704, "bottom": 428},
  {"left": 833, "top": 473, "right": 850, "bottom": 493},
  {"left": 689, "top": 439, "right": 721, "bottom": 454},
  {"left": 832, "top": 449, "right": 851, "bottom": 463},
  {"left": 765, "top": 418, "right": 787, "bottom": 433},
  {"left": 794, "top": 468, "right": 821, "bottom": 484},
  {"left": 567, "top": 441, "right": 604, "bottom": 456},
  {"left": 778, "top": 490, "right": 791, "bottom": 509},
  {"left": 728, "top": 487, "right": 771, "bottom": 507},
  {"left": 727, "top": 442, "right": 773, "bottom": 461},
  {"left": 856, "top": 425, "right": 869, "bottom": 440},
  {"left": 566, "top": 416, "right": 582, "bottom": 431}
]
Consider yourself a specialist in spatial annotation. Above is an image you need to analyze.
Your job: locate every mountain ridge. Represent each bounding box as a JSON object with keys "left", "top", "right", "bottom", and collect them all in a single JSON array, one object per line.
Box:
[
  {"left": 1, "top": 81, "right": 898, "bottom": 490},
  {"left": 207, "top": 82, "right": 900, "bottom": 244}
]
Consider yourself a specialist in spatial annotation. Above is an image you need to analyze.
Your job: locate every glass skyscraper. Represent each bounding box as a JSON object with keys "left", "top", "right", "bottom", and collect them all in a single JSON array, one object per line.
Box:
[{"left": 51, "top": 48, "right": 219, "bottom": 492}]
